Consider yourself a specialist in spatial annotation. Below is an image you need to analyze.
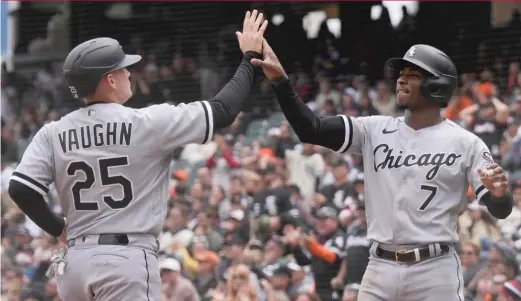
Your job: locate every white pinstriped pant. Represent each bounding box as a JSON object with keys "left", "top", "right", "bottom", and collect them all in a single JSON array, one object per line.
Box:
[{"left": 357, "top": 242, "right": 464, "bottom": 301}]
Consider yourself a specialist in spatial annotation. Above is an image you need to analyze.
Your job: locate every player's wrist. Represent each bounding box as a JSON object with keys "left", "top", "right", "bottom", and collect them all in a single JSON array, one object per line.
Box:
[
  {"left": 270, "top": 75, "right": 290, "bottom": 86},
  {"left": 484, "top": 192, "right": 513, "bottom": 219},
  {"left": 243, "top": 51, "right": 262, "bottom": 63}
]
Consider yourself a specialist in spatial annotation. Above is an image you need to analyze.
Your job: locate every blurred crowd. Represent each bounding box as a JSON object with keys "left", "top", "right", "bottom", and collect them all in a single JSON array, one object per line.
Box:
[{"left": 2, "top": 6, "right": 521, "bottom": 301}]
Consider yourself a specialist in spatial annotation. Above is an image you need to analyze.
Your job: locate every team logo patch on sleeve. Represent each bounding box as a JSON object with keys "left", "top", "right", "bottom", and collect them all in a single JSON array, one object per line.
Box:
[{"left": 482, "top": 151, "right": 493, "bottom": 164}]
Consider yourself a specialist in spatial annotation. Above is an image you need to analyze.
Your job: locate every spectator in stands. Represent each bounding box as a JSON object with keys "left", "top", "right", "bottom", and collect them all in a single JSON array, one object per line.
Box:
[
  {"left": 206, "top": 135, "right": 241, "bottom": 189},
  {"left": 461, "top": 242, "right": 483, "bottom": 286},
  {"left": 194, "top": 251, "right": 220, "bottom": 297},
  {"left": 295, "top": 292, "right": 322, "bottom": 301},
  {"left": 273, "top": 121, "right": 296, "bottom": 159},
  {"left": 444, "top": 88, "right": 473, "bottom": 122},
  {"left": 287, "top": 260, "right": 313, "bottom": 300},
  {"left": 218, "top": 235, "right": 247, "bottom": 278},
  {"left": 372, "top": 81, "right": 398, "bottom": 116},
  {"left": 286, "top": 206, "right": 345, "bottom": 301},
  {"left": 499, "top": 276, "right": 521, "bottom": 301},
  {"left": 459, "top": 91, "right": 509, "bottom": 160},
  {"left": 160, "top": 258, "right": 200, "bottom": 301},
  {"left": 497, "top": 181, "right": 521, "bottom": 241},
  {"left": 218, "top": 175, "right": 251, "bottom": 222},
  {"left": 342, "top": 283, "right": 361, "bottom": 301},
  {"left": 319, "top": 157, "right": 354, "bottom": 212},
  {"left": 261, "top": 237, "right": 288, "bottom": 277},
  {"left": 159, "top": 203, "right": 194, "bottom": 251},
  {"left": 459, "top": 201, "right": 503, "bottom": 248},
  {"left": 196, "top": 167, "right": 215, "bottom": 199},
  {"left": 225, "top": 264, "right": 260, "bottom": 301},
  {"left": 251, "top": 166, "right": 292, "bottom": 221},
  {"left": 311, "top": 78, "right": 341, "bottom": 114},
  {"left": 193, "top": 209, "right": 224, "bottom": 252},
  {"left": 339, "top": 202, "right": 369, "bottom": 287},
  {"left": 286, "top": 143, "right": 325, "bottom": 199},
  {"left": 467, "top": 242, "right": 519, "bottom": 301},
  {"left": 267, "top": 265, "right": 293, "bottom": 300}
]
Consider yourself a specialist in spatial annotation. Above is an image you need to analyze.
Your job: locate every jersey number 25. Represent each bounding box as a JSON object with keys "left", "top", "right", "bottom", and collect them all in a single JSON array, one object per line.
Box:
[{"left": 67, "top": 156, "right": 134, "bottom": 211}]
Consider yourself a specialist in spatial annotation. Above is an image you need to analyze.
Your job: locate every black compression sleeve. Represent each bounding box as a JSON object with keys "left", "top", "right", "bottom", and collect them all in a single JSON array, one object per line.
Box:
[
  {"left": 8, "top": 180, "right": 65, "bottom": 237},
  {"left": 482, "top": 191, "right": 513, "bottom": 219},
  {"left": 271, "top": 77, "right": 347, "bottom": 151},
  {"left": 210, "top": 51, "right": 261, "bottom": 129}
]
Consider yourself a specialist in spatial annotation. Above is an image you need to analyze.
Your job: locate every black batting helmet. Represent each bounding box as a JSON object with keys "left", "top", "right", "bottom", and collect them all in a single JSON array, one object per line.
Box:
[
  {"left": 63, "top": 37, "right": 141, "bottom": 99},
  {"left": 387, "top": 44, "right": 457, "bottom": 107}
]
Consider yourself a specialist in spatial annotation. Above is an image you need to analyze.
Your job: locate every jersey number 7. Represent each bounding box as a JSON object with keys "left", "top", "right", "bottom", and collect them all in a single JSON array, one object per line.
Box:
[
  {"left": 419, "top": 185, "right": 437, "bottom": 210},
  {"left": 67, "top": 156, "right": 134, "bottom": 211}
]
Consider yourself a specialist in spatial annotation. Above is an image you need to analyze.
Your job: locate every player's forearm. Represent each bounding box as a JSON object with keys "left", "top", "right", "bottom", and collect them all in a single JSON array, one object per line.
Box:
[
  {"left": 271, "top": 77, "right": 346, "bottom": 151},
  {"left": 8, "top": 180, "right": 65, "bottom": 237},
  {"left": 210, "top": 51, "right": 261, "bottom": 129},
  {"left": 482, "top": 191, "right": 513, "bottom": 219}
]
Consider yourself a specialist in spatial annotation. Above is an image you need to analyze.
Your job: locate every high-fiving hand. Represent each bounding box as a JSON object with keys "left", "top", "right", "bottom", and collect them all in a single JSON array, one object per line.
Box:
[
  {"left": 250, "top": 39, "right": 288, "bottom": 81},
  {"left": 236, "top": 10, "right": 268, "bottom": 54}
]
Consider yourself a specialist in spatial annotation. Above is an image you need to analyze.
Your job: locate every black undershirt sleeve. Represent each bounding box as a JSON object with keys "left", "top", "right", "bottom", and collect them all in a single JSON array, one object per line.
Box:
[
  {"left": 481, "top": 191, "right": 513, "bottom": 219},
  {"left": 210, "top": 51, "right": 262, "bottom": 129},
  {"left": 271, "top": 77, "right": 347, "bottom": 152},
  {"left": 8, "top": 180, "right": 65, "bottom": 237}
]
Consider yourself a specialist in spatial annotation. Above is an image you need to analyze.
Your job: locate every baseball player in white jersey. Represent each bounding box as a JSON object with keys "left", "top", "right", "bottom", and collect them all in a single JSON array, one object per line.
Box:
[
  {"left": 8, "top": 10, "right": 268, "bottom": 301},
  {"left": 250, "top": 41, "right": 514, "bottom": 301}
]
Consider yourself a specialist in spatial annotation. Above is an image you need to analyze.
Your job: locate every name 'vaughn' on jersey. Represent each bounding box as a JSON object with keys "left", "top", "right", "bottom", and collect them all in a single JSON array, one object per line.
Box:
[
  {"left": 336, "top": 115, "right": 492, "bottom": 245},
  {"left": 11, "top": 101, "right": 214, "bottom": 239}
]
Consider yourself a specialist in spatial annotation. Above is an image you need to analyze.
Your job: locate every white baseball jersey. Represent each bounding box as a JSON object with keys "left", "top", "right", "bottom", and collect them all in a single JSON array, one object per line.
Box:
[
  {"left": 10, "top": 101, "right": 214, "bottom": 239},
  {"left": 336, "top": 115, "right": 492, "bottom": 244}
]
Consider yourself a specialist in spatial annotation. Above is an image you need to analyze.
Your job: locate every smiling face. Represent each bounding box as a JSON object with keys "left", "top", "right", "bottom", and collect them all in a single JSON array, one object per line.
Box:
[{"left": 395, "top": 65, "right": 433, "bottom": 111}]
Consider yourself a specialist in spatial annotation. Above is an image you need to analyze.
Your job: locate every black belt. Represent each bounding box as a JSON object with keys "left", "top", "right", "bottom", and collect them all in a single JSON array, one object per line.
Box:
[
  {"left": 67, "top": 234, "right": 129, "bottom": 248},
  {"left": 376, "top": 243, "right": 450, "bottom": 264}
]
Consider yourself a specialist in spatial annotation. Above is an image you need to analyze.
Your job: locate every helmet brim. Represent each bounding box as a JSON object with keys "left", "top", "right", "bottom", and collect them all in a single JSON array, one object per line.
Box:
[
  {"left": 115, "top": 54, "right": 142, "bottom": 70},
  {"left": 386, "top": 57, "right": 437, "bottom": 77}
]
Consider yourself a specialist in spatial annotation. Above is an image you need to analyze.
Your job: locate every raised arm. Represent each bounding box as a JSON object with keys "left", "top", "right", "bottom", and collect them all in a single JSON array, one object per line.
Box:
[
  {"left": 144, "top": 11, "right": 270, "bottom": 155},
  {"left": 251, "top": 40, "right": 363, "bottom": 153},
  {"left": 210, "top": 10, "right": 268, "bottom": 129}
]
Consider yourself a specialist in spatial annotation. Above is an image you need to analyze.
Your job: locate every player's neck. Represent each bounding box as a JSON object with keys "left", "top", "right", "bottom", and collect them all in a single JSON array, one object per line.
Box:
[
  {"left": 85, "top": 91, "right": 122, "bottom": 105},
  {"left": 404, "top": 110, "right": 442, "bottom": 130}
]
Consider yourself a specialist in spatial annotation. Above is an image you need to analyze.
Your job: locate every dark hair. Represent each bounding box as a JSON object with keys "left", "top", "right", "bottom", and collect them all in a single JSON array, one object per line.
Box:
[
  {"left": 201, "top": 207, "right": 219, "bottom": 219},
  {"left": 230, "top": 174, "right": 244, "bottom": 184},
  {"left": 175, "top": 184, "right": 188, "bottom": 195},
  {"left": 174, "top": 201, "right": 192, "bottom": 217}
]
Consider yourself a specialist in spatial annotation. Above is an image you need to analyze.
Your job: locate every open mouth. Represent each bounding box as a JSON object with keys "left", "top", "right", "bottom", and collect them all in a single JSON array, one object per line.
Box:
[{"left": 396, "top": 88, "right": 409, "bottom": 95}]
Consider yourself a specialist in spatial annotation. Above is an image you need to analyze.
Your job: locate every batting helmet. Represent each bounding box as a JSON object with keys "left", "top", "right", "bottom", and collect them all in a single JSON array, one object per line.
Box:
[
  {"left": 387, "top": 44, "right": 457, "bottom": 107},
  {"left": 63, "top": 37, "right": 141, "bottom": 99}
]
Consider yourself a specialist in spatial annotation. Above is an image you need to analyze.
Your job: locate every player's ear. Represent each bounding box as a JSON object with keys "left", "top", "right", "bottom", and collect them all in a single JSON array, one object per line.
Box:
[{"left": 107, "top": 73, "right": 115, "bottom": 85}]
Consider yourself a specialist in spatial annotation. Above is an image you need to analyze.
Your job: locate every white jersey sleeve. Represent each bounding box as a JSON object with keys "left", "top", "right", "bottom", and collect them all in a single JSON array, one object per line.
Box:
[
  {"left": 337, "top": 115, "right": 388, "bottom": 155},
  {"left": 142, "top": 101, "right": 214, "bottom": 155},
  {"left": 11, "top": 125, "right": 54, "bottom": 196},
  {"left": 466, "top": 137, "right": 493, "bottom": 204}
]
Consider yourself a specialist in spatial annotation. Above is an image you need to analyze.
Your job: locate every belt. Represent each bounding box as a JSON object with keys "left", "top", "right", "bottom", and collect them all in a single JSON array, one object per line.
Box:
[
  {"left": 67, "top": 234, "right": 129, "bottom": 248},
  {"left": 376, "top": 243, "right": 450, "bottom": 264}
]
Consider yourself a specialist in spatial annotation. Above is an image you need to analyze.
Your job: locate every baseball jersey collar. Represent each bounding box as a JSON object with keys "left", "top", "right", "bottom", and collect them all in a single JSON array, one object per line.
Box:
[{"left": 84, "top": 101, "right": 115, "bottom": 107}]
